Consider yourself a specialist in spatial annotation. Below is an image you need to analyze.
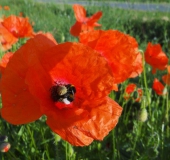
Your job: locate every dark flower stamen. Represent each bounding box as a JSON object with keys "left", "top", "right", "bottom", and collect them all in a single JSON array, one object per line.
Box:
[{"left": 50, "top": 84, "right": 76, "bottom": 104}]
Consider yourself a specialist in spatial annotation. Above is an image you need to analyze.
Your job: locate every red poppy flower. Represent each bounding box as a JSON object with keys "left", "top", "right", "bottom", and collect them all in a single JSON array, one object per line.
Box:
[
  {"left": 0, "top": 34, "right": 122, "bottom": 146},
  {"left": 144, "top": 42, "right": 168, "bottom": 74},
  {"left": 125, "top": 83, "right": 137, "bottom": 94},
  {"left": 152, "top": 78, "right": 165, "bottom": 95},
  {"left": 124, "top": 83, "right": 136, "bottom": 100},
  {"left": 70, "top": 4, "right": 102, "bottom": 37},
  {"left": 3, "top": 6, "right": 10, "bottom": 11},
  {"left": 19, "top": 12, "right": 23, "bottom": 17},
  {"left": 79, "top": 30, "right": 143, "bottom": 84},
  {"left": 162, "top": 66, "right": 170, "bottom": 85},
  {"left": 1, "top": 15, "right": 34, "bottom": 38},
  {"left": 124, "top": 83, "right": 143, "bottom": 101},
  {"left": 0, "top": 24, "right": 18, "bottom": 51},
  {"left": 162, "top": 74, "right": 170, "bottom": 85},
  {"left": 0, "top": 52, "right": 13, "bottom": 74}
]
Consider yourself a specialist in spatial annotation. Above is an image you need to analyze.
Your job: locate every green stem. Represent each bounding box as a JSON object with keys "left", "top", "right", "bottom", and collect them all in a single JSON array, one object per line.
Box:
[
  {"left": 131, "top": 122, "right": 142, "bottom": 159},
  {"left": 165, "top": 86, "right": 169, "bottom": 137},
  {"left": 140, "top": 50, "right": 151, "bottom": 112},
  {"left": 26, "top": 125, "right": 36, "bottom": 149},
  {"left": 65, "top": 141, "right": 68, "bottom": 160},
  {"left": 45, "top": 150, "right": 51, "bottom": 160},
  {"left": 112, "top": 130, "right": 116, "bottom": 160}
]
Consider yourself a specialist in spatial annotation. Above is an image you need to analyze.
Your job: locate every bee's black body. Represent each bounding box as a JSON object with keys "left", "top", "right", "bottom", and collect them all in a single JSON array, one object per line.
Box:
[{"left": 50, "top": 84, "right": 76, "bottom": 104}]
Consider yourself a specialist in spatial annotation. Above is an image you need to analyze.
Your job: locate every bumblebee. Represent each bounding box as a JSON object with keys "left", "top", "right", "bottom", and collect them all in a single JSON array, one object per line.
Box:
[{"left": 50, "top": 84, "right": 76, "bottom": 104}]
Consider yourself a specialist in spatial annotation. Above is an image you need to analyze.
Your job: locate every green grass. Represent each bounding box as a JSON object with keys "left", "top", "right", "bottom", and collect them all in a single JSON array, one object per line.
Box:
[
  {"left": 34, "top": 0, "right": 170, "bottom": 3},
  {"left": 0, "top": 0, "right": 170, "bottom": 159}
]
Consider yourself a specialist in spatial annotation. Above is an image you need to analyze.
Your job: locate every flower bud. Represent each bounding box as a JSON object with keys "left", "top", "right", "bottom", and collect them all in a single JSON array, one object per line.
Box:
[
  {"left": 0, "top": 142, "right": 10, "bottom": 152},
  {"left": 137, "top": 108, "right": 148, "bottom": 122}
]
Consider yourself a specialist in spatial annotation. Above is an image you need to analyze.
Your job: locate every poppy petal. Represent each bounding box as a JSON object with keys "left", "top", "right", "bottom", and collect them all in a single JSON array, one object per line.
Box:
[
  {"left": 70, "top": 21, "right": 82, "bottom": 37},
  {"left": 73, "top": 4, "right": 86, "bottom": 22},
  {"left": 47, "top": 112, "right": 93, "bottom": 146},
  {"left": 144, "top": 42, "right": 168, "bottom": 73},
  {"left": 0, "top": 54, "right": 42, "bottom": 124},
  {"left": 0, "top": 34, "right": 57, "bottom": 124},
  {"left": 2, "top": 15, "right": 34, "bottom": 38},
  {"left": 87, "top": 11, "right": 102, "bottom": 26},
  {"left": 0, "top": 24, "right": 18, "bottom": 51},
  {"left": 77, "top": 97, "right": 122, "bottom": 140},
  {"left": 70, "top": 4, "right": 102, "bottom": 37},
  {"left": 25, "top": 66, "right": 53, "bottom": 114},
  {"left": 33, "top": 31, "right": 58, "bottom": 45},
  {"left": 130, "top": 52, "right": 143, "bottom": 78},
  {"left": 125, "top": 83, "right": 136, "bottom": 94},
  {"left": 162, "top": 66, "right": 170, "bottom": 85},
  {"left": 93, "top": 22, "right": 102, "bottom": 27},
  {"left": 152, "top": 78, "right": 165, "bottom": 95},
  {"left": 162, "top": 74, "right": 170, "bottom": 85},
  {"left": 0, "top": 90, "right": 41, "bottom": 125},
  {"left": 79, "top": 30, "right": 142, "bottom": 84},
  {"left": 0, "top": 52, "right": 13, "bottom": 74},
  {"left": 47, "top": 97, "right": 122, "bottom": 146}
]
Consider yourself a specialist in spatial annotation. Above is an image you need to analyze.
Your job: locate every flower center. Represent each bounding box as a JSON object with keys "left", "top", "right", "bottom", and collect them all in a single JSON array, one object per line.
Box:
[{"left": 50, "top": 84, "right": 76, "bottom": 105}]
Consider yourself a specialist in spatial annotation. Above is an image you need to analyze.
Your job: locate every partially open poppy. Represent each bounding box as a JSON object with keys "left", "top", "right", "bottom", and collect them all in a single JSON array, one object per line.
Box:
[
  {"left": 162, "top": 66, "right": 170, "bottom": 85},
  {"left": 0, "top": 24, "right": 18, "bottom": 51},
  {"left": 135, "top": 88, "right": 143, "bottom": 102},
  {"left": 125, "top": 83, "right": 137, "bottom": 94},
  {"left": 144, "top": 42, "right": 168, "bottom": 74},
  {"left": 79, "top": 30, "right": 143, "bottom": 84},
  {"left": 0, "top": 142, "right": 10, "bottom": 152},
  {"left": 124, "top": 83, "right": 143, "bottom": 101},
  {"left": 0, "top": 52, "right": 13, "bottom": 74},
  {"left": 3, "top": 6, "right": 10, "bottom": 11},
  {"left": 124, "top": 83, "right": 136, "bottom": 100},
  {"left": 70, "top": 4, "right": 102, "bottom": 37},
  {"left": 152, "top": 78, "right": 165, "bottom": 95},
  {"left": 1, "top": 15, "right": 34, "bottom": 38},
  {"left": 0, "top": 34, "right": 122, "bottom": 146},
  {"left": 162, "top": 74, "right": 170, "bottom": 85}
]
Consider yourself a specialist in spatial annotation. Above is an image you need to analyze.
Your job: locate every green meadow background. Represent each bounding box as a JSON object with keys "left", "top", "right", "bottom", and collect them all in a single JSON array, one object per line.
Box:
[{"left": 0, "top": 0, "right": 170, "bottom": 159}]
